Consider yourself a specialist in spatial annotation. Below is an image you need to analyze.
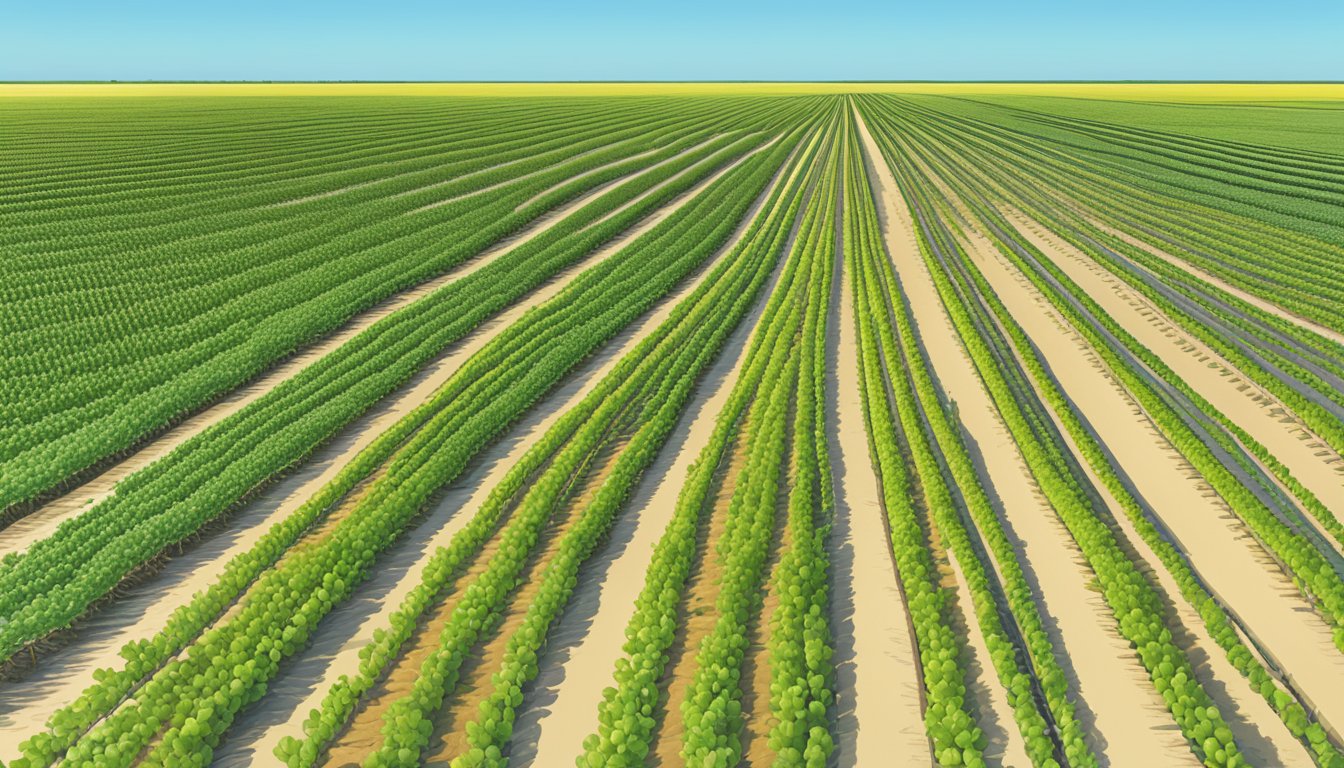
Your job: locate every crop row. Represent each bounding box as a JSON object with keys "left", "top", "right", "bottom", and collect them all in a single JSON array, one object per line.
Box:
[
  {"left": 842, "top": 123, "right": 989, "bottom": 767},
  {"left": 914, "top": 98, "right": 1344, "bottom": 426},
  {"left": 0, "top": 105, "right": 794, "bottom": 765},
  {"left": 762, "top": 116, "right": 839, "bottom": 768},
  {"left": 405, "top": 120, "right": 827, "bottom": 768},
  {"left": 865, "top": 96, "right": 1344, "bottom": 632},
  {"left": 897, "top": 96, "right": 1344, "bottom": 339},
  {"left": 674, "top": 114, "right": 841, "bottom": 768}
]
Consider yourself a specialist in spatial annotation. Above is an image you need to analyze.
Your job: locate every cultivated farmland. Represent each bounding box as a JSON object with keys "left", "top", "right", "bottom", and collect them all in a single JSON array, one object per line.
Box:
[{"left": 2, "top": 84, "right": 1343, "bottom": 768}]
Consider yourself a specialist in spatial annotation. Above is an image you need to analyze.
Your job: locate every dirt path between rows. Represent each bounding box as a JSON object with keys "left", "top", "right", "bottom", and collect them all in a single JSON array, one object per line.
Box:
[
  {"left": 739, "top": 469, "right": 793, "bottom": 767},
  {"left": 825, "top": 183, "right": 930, "bottom": 765},
  {"left": 1008, "top": 210, "right": 1344, "bottom": 522},
  {"left": 854, "top": 110, "right": 1193, "bottom": 767},
  {"left": 965, "top": 195, "right": 1344, "bottom": 755},
  {"left": 645, "top": 440, "right": 743, "bottom": 768},
  {"left": 414, "top": 134, "right": 713, "bottom": 214},
  {"left": 854, "top": 112, "right": 1029, "bottom": 768},
  {"left": 418, "top": 439, "right": 630, "bottom": 767}
]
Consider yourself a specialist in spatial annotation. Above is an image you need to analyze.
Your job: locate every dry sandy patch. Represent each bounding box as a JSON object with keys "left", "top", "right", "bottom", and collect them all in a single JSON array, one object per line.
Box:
[{"left": 825, "top": 191, "right": 931, "bottom": 765}]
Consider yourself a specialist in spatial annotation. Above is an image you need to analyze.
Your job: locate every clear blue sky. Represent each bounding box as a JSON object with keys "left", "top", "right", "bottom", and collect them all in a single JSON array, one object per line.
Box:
[{"left": 4, "top": 0, "right": 1341, "bottom": 81}]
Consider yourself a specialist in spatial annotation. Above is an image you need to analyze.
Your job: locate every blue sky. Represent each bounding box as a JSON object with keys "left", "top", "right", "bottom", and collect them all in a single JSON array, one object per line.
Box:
[{"left": 3, "top": 0, "right": 1341, "bottom": 81}]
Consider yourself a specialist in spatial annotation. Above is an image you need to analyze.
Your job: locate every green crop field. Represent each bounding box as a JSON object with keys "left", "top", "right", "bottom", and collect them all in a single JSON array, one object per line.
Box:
[{"left": 2, "top": 83, "right": 1344, "bottom": 768}]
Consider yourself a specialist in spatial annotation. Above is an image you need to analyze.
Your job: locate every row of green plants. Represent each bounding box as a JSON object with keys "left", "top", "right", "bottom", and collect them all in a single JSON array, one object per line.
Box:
[
  {"left": 902, "top": 96, "right": 1344, "bottom": 336},
  {"left": 877, "top": 101, "right": 1344, "bottom": 764},
  {"left": 1, "top": 101, "right": 687, "bottom": 507},
  {"left": 676, "top": 118, "right": 841, "bottom": 768},
  {"left": 930, "top": 96, "right": 1344, "bottom": 245},
  {"left": 5, "top": 100, "right": 659, "bottom": 233},
  {"left": 4, "top": 96, "right": 817, "bottom": 218},
  {"left": 1014, "top": 105, "right": 1344, "bottom": 187},
  {"left": 924, "top": 99, "right": 1344, "bottom": 416},
  {"left": 869, "top": 96, "right": 1344, "bottom": 603},
  {"left": 439, "top": 132, "right": 822, "bottom": 767},
  {"left": 845, "top": 125, "right": 986, "bottom": 768},
  {"left": 976, "top": 166, "right": 1344, "bottom": 644},
  {"left": 763, "top": 119, "right": 839, "bottom": 768},
  {"left": 578, "top": 130, "right": 830, "bottom": 768},
  {"left": 3, "top": 102, "right": 679, "bottom": 428},
  {"left": 1, "top": 98, "right": 619, "bottom": 208},
  {"left": 3, "top": 396, "right": 424, "bottom": 768},
  {"left": 37, "top": 117, "right": 806, "bottom": 768},
  {"left": 968, "top": 155, "right": 1344, "bottom": 551},
  {"left": 3, "top": 115, "right": 735, "bottom": 615}
]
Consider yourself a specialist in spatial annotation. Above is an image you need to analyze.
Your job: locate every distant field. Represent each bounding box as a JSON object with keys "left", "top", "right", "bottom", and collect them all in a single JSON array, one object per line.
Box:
[{"left": 2, "top": 85, "right": 1343, "bottom": 768}]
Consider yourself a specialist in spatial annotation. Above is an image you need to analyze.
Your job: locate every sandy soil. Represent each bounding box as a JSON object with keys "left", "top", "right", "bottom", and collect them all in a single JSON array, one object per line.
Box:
[
  {"left": 854, "top": 110, "right": 1195, "bottom": 766},
  {"left": 738, "top": 487, "right": 792, "bottom": 767},
  {"left": 418, "top": 439, "right": 628, "bottom": 767},
  {"left": 1006, "top": 210, "right": 1344, "bottom": 529},
  {"left": 510, "top": 137, "right": 721, "bottom": 213},
  {"left": 646, "top": 442, "right": 744, "bottom": 768},
  {"left": 0, "top": 138, "right": 742, "bottom": 763},
  {"left": 506, "top": 157, "right": 808, "bottom": 766},
  {"left": 503, "top": 322, "right": 753, "bottom": 764},
  {"left": 272, "top": 176, "right": 385, "bottom": 207},
  {"left": 208, "top": 141, "right": 794, "bottom": 766},
  {"left": 319, "top": 460, "right": 530, "bottom": 765},
  {"left": 0, "top": 135, "right": 716, "bottom": 562},
  {"left": 322, "top": 427, "right": 620, "bottom": 767},
  {"left": 853, "top": 113, "right": 1025, "bottom": 768},
  {"left": 826, "top": 206, "right": 931, "bottom": 766},
  {"left": 959, "top": 194, "right": 1344, "bottom": 746},
  {"left": 588, "top": 134, "right": 778, "bottom": 237},
  {"left": 940, "top": 544, "right": 1032, "bottom": 768}
]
